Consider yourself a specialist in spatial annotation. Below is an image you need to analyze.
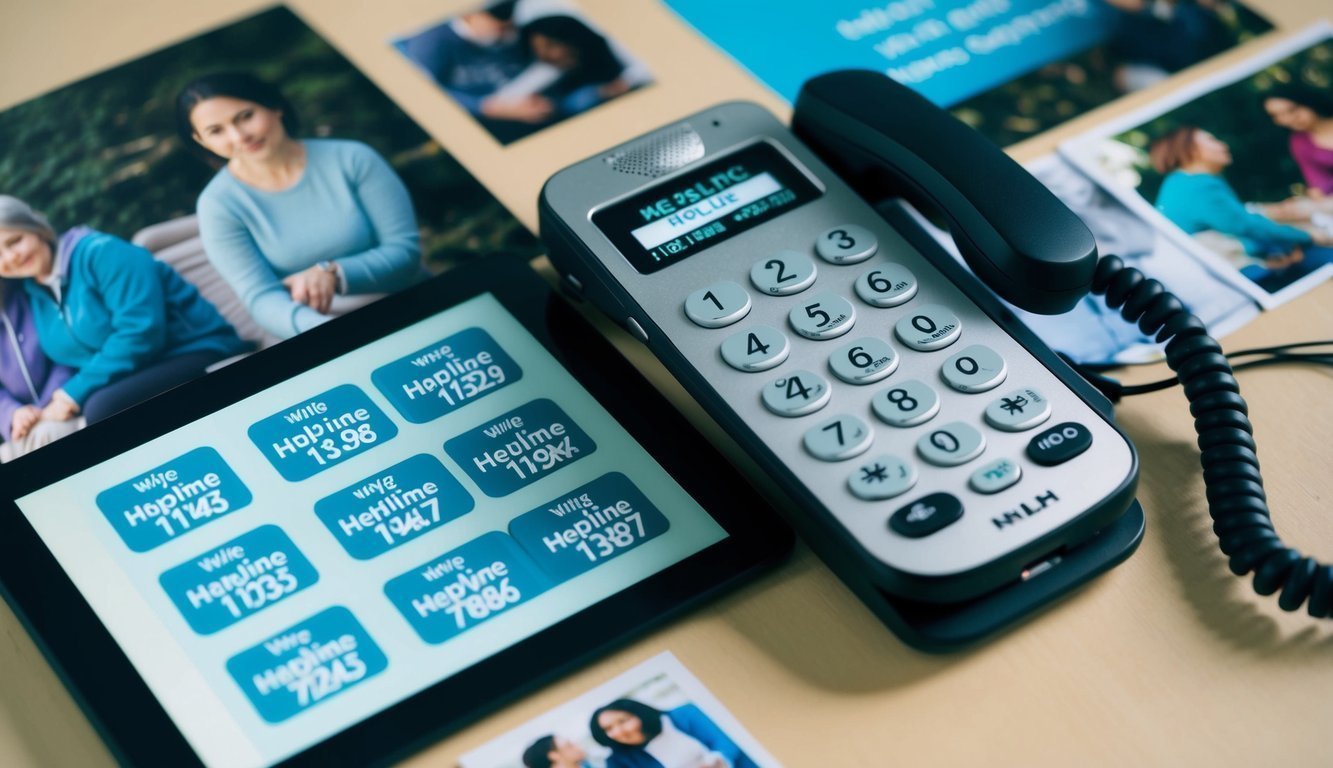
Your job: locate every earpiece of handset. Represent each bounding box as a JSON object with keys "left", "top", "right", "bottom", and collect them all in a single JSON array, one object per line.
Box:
[{"left": 792, "top": 70, "right": 1097, "bottom": 315}]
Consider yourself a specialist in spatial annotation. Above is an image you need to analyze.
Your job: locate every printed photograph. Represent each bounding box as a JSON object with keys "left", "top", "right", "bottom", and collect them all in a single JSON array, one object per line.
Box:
[
  {"left": 393, "top": 0, "right": 653, "bottom": 145},
  {"left": 1062, "top": 24, "right": 1333, "bottom": 307},
  {"left": 0, "top": 5, "right": 541, "bottom": 462},
  {"left": 904, "top": 155, "right": 1258, "bottom": 364},
  {"left": 460, "top": 653, "right": 780, "bottom": 768},
  {"left": 951, "top": 0, "right": 1272, "bottom": 146}
]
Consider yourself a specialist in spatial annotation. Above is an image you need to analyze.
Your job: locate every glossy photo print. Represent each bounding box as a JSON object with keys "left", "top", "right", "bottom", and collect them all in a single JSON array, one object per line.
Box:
[
  {"left": 1062, "top": 23, "right": 1333, "bottom": 308},
  {"left": 393, "top": 0, "right": 653, "bottom": 145},
  {"left": 0, "top": 5, "right": 540, "bottom": 463},
  {"left": 460, "top": 652, "right": 780, "bottom": 768}
]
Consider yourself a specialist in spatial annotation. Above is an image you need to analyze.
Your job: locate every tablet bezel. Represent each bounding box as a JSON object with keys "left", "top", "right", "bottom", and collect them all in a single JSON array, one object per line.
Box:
[{"left": 0, "top": 254, "right": 791, "bottom": 768}]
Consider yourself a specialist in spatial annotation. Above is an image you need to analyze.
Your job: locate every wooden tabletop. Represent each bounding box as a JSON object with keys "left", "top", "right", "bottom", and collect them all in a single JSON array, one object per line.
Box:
[{"left": 2, "top": 1, "right": 1331, "bottom": 765}]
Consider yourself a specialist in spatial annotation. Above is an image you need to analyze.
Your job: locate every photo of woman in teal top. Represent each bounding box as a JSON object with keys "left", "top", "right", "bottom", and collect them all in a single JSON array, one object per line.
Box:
[
  {"left": 177, "top": 72, "right": 425, "bottom": 340},
  {"left": 0, "top": 196, "right": 249, "bottom": 425},
  {"left": 1149, "top": 125, "right": 1333, "bottom": 292}
]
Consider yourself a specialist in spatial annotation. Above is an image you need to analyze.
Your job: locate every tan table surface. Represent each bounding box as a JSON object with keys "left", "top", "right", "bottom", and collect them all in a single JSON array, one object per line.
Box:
[{"left": 2, "top": 1, "right": 1331, "bottom": 765}]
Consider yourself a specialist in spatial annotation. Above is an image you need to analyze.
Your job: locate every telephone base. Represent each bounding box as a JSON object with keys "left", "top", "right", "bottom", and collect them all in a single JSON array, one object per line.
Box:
[{"left": 864, "top": 500, "right": 1145, "bottom": 653}]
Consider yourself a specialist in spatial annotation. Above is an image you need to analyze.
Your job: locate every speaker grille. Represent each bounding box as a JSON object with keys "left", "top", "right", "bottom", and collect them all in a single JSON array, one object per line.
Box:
[{"left": 604, "top": 125, "right": 704, "bottom": 178}]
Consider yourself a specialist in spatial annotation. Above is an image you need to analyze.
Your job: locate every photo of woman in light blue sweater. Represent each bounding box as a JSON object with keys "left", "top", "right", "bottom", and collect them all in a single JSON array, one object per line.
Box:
[{"left": 177, "top": 72, "right": 425, "bottom": 340}]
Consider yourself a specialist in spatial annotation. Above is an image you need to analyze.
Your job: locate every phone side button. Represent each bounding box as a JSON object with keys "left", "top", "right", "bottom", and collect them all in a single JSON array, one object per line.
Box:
[
  {"left": 889, "top": 492, "right": 964, "bottom": 538},
  {"left": 626, "top": 317, "right": 650, "bottom": 344}
]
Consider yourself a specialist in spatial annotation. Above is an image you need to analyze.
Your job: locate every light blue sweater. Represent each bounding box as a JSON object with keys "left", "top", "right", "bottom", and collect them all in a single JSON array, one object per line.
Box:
[
  {"left": 1155, "top": 170, "right": 1312, "bottom": 256},
  {"left": 196, "top": 139, "right": 423, "bottom": 339}
]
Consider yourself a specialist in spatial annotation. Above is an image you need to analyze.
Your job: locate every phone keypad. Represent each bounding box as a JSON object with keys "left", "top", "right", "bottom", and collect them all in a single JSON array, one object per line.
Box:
[
  {"left": 871, "top": 380, "right": 940, "bottom": 427},
  {"left": 815, "top": 224, "right": 878, "bottom": 264},
  {"left": 751, "top": 251, "right": 817, "bottom": 296},
  {"left": 829, "top": 337, "right": 898, "bottom": 385},
  {"left": 848, "top": 454, "right": 919, "bottom": 500},
  {"left": 854, "top": 263, "right": 918, "bottom": 307},
  {"left": 984, "top": 387, "right": 1052, "bottom": 432},
  {"left": 940, "top": 344, "right": 1007, "bottom": 393},
  {"left": 685, "top": 281, "right": 751, "bottom": 328},
  {"left": 894, "top": 305, "right": 962, "bottom": 351},
  {"left": 916, "top": 422, "right": 986, "bottom": 467},
  {"left": 803, "top": 414, "right": 873, "bottom": 461},
  {"left": 762, "top": 369, "right": 831, "bottom": 417},
  {"left": 721, "top": 325, "right": 790, "bottom": 372},
  {"left": 789, "top": 292, "right": 856, "bottom": 340}
]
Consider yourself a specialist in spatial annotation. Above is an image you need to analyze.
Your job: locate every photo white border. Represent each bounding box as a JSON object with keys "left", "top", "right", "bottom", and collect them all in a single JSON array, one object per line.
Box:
[
  {"left": 459, "top": 651, "right": 781, "bottom": 768},
  {"left": 1060, "top": 21, "right": 1333, "bottom": 309}
]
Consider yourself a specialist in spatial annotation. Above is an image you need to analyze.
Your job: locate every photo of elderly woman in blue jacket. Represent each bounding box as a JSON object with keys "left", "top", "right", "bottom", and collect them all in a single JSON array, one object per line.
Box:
[
  {"left": 590, "top": 699, "right": 759, "bottom": 768},
  {"left": 0, "top": 196, "right": 249, "bottom": 426},
  {"left": 0, "top": 277, "right": 81, "bottom": 461},
  {"left": 178, "top": 72, "right": 425, "bottom": 340}
]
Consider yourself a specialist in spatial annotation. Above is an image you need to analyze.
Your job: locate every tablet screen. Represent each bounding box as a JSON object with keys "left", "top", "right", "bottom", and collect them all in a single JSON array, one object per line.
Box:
[{"left": 12, "top": 292, "right": 728, "bottom": 768}]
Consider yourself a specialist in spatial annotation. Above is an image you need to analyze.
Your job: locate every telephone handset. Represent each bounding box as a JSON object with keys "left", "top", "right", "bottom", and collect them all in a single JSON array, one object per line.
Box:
[{"left": 540, "top": 71, "right": 1146, "bottom": 651}]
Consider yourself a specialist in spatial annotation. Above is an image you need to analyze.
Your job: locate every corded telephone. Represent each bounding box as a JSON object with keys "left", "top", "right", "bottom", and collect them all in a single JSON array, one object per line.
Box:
[{"left": 539, "top": 70, "right": 1327, "bottom": 650}]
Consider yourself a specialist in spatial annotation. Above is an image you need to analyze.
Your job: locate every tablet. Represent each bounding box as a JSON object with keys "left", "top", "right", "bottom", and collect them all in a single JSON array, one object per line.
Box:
[{"left": 0, "top": 255, "right": 790, "bottom": 768}]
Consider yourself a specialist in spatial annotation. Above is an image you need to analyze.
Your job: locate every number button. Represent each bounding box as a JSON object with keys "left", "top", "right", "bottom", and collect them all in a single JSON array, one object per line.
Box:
[
  {"left": 789, "top": 292, "right": 856, "bottom": 340},
  {"left": 848, "top": 454, "right": 918, "bottom": 500},
  {"left": 969, "top": 458, "right": 1022, "bottom": 494},
  {"left": 941, "top": 344, "right": 1007, "bottom": 393},
  {"left": 871, "top": 379, "right": 939, "bottom": 427},
  {"left": 854, "top": 263, "right": 918, "bottom": 307},
  {"left": 720, "top": 325, "right": 790, "bottom": 372},
  {"left": 803, "top": 415, "right": 873, "bottom": 461},
  {"left": 829, "top": 337, "right": 898, "bottom": 385},
  {"left": 916, "top": 422, "right": 986, "bottom": 467},
  {"left": 894, "top": 305, "right": 962, "bottom": 351},
  {"left": 984, "top": 387, "right": 1052, "bottom": 432},
  {"left": 750, "top": 251, "right": 817, "bottom": 296},
  {"left": 685, "top": 281, "right": 751, "bottom": 328},
  {"left": 815, "top": 224, "right": 878, "bottom": 264},
  {"left": 761, "top": 369, "right": 831, "bottom": 417}
]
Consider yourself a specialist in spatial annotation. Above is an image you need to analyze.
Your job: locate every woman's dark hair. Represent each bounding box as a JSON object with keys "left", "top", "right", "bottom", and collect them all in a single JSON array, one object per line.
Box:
[
  {"left": 485, "top": 0, "right": 518, "bottom": 22},
  {"left": 175, "top": 72, "right": 299, "bottom": 161},
  {"left": 1261, "top": 82, "right": 1333, "bottom": 122},
  {"left": 589, "top": 699, "right": 664, "bottom": 749},
  {"left": 522, "top": 15, "right": 624, "bottom": 87},
  {"left": 521, "top": 735, "right": 556, "bottom": 768},
  {"left": 1149, "top": 125, "right": 1201, "bottom": 175}
]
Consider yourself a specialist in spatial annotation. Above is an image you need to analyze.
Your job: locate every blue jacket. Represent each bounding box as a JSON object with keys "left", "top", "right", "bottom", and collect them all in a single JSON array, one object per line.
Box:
[
  {"left": 23, "top": 228, "right": 249, "bottom": 406},
  {"left": 1155, "top": 170, "right": 1312, "bottom": 256},
  {"left": 0, "top": 285, "right": 75, "bottom": 441},
  {"left": 605, "top": 705, "right": 759, "bottom": 768}
]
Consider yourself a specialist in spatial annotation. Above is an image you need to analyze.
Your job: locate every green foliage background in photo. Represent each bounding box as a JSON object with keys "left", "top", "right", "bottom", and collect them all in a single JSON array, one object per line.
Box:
[{"left": 0, "top": 5, "right": 539, "bottom": 268}]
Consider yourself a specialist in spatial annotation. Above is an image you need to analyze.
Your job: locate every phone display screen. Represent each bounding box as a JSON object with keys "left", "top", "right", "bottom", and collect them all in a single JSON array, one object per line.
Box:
[
  {"left": 592, "top": 141, "right": 823, "bottom": 274},
  {"left": 13, "top": 293, "right": 728, "bottom": 768}
]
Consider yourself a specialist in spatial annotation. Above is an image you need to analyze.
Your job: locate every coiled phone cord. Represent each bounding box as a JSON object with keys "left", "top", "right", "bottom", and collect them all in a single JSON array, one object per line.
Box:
[{"left": 1090, "top": 254, "right": 1333, "bottom": 618}]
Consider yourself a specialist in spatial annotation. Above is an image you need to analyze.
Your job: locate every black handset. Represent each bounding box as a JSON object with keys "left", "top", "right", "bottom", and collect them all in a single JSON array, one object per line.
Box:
[
  {"left": 792, "top": 70, "right": 1097, "bottom": 315},
  {"left": 540, "top": 71, "right": 1146, "bottom": 650}
]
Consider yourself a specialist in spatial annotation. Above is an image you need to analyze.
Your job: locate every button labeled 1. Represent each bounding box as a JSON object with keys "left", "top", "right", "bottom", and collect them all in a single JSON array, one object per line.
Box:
[{"left": 685, "top": 281, "right": 751, "bottom": 328}]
